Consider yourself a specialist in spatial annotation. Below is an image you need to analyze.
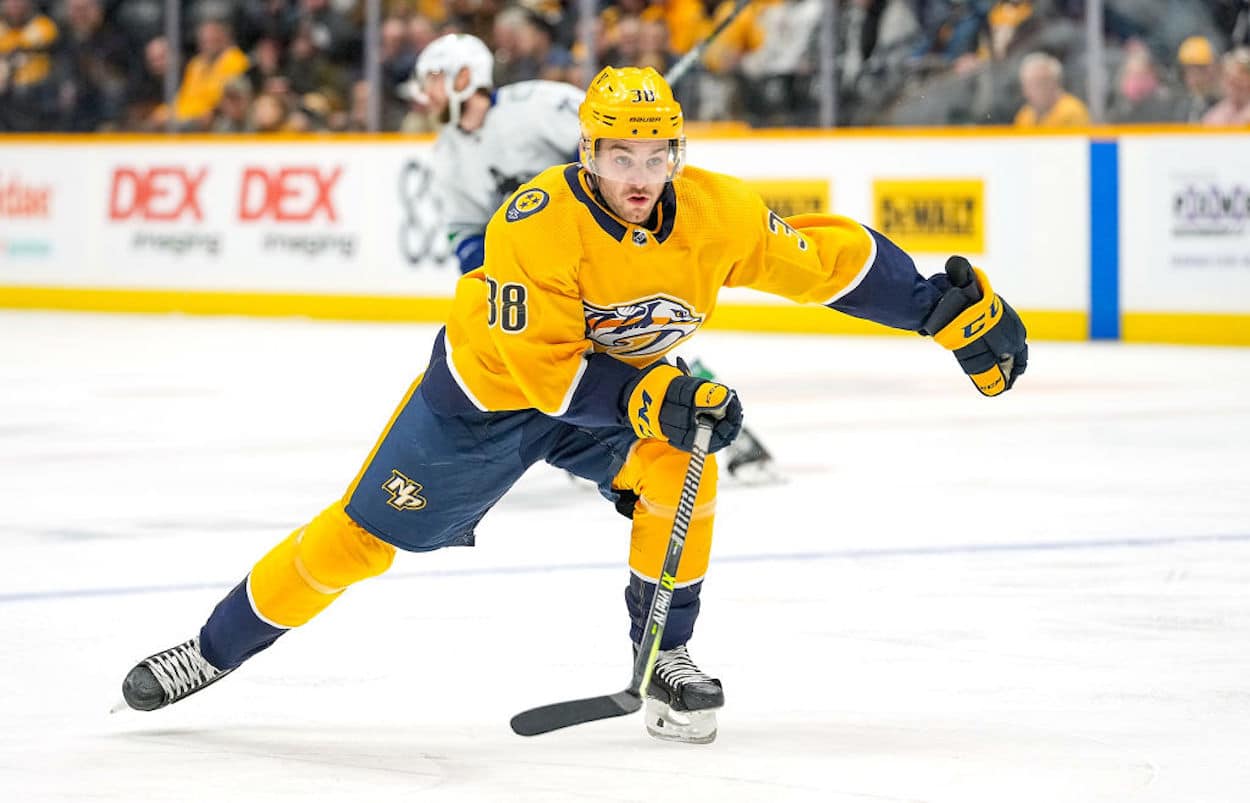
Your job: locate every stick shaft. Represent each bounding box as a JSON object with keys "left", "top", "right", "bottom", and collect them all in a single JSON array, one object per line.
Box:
[{"left": 630, "top": 420, "right": 714, "bottom": 697}]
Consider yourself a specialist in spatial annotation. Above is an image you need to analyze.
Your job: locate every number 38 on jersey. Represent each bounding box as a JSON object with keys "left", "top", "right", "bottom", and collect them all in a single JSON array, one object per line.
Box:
[{"left": 486, "top": 277, "right": 529, "bottom": 332}]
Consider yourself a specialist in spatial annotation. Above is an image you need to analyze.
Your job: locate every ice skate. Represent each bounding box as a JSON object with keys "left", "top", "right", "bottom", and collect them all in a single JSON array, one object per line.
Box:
[
  {"left": 723, "top": 426, "right": 780, "bottom": 485},
  {"left": 120, "top": 637, "right": 233, "bottom": 711},
  {"left": 645, "top": 644, "right": 723, "bottom": 744}
]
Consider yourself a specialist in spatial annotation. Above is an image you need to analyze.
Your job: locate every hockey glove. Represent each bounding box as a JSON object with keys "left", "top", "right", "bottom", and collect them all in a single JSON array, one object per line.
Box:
[
  {"left": 621, "top": 361, "right": 743, "bottom": 453},
  {"left": 921, "top": 256, "right": 1028, "bottom": 397}
]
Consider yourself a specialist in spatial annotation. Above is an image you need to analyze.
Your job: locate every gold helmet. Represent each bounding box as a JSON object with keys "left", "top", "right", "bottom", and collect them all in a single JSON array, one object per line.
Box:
[{"left": 578, "top": 66, "right": 686, "bottom": 183}]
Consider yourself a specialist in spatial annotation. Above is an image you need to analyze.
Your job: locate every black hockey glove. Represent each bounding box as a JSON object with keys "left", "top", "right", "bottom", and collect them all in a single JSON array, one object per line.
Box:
[
  {"left": 622, "top": 360, "right": 743, "bottom": 453},
  {"left": 920, "top": 256, "right": 1028, "bottom": 397}
]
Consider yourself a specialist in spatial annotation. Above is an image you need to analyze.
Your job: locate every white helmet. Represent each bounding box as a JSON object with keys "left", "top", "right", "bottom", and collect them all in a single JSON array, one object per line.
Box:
[{"left": 410, "top": 33, "right": 494, "bottom": 126}]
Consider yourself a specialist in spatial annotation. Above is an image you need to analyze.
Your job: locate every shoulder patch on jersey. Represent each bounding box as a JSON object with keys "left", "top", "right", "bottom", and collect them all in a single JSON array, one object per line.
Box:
[{"left": 506, "top": 189, "right": 550, "bottom": 222}]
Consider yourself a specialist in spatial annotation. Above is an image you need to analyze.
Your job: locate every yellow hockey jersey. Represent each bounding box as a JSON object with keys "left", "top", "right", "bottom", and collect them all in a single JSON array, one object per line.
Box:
[
  {"left": 0, "top": 13, "right": 57, "bottom": 88},
  {"left": 430, "top": 163, "right": 939, "bottom": 428}
]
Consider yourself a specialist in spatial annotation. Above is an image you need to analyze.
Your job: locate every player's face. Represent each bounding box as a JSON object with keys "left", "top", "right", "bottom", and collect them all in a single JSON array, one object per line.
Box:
[
  {"left": 422, "top": 72, "right": 449, "bottom": 116},
  {"left": 593, "top": 140, "right": 669, "bottom": 224}
]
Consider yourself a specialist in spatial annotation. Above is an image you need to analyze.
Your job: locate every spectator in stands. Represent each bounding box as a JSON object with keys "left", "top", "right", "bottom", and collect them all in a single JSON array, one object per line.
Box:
[
  {"left": 912, "top": 0, "right": 988, "bottom": 70},
  {"left": 55, "top": 0, "right": 129, "bottom": 131},
  {"left": 285, "top": 20, "right": 346, "bottom": 103},
  {"left": 510, "top": 8, "right": 574, "bottom": 84},
  {"left": 212, "top": 76, "right": 253, "bottom": 132},
  {"left": 288, "top": 91, "right": 331, "bottom": 131},
  {"left": 258, "top": 73, "right": 294, "bottom": 107},
  {"left": 597, "top": 0, "right": 647, "bottom": 50},
  {"left": 601, "top": 12, "right": 643, "bottom": 71},
  {"left": 492, "top": 4, "right": 530, "bottom": 86},
  {"left": 122, "top": 34, "right": 168, "bottom": 129},
  {"left": 444, "top": 0, "right": 497, "bottom": 45},
  {"left": 739, "top": 0, "right": 824, "bottom": 127},
  {"left": 1106, "top": 43, "right": 1178, "bottom": 123},
  {"left": 168, "top": 19, "right": 249, "bottom": 131},
  {"left": 250, "top": 90, "right": 289, "bottom": 131},
  {"left": 636, "top": 18, "right": 674, "bottom": 74},
  {"left": 1013, "top": 50, "right": 1088, "bottom": 127},
  {"left": 0, "top": 0, "right": 60, "bottom": 130},
  {"left": 840, "top": 0, "right": 920, "bottom": 86},
  {"left": 1202, "top": 47, "right": 1250, "bottom": 125},
  {"left": 343, "top": 77, "right": 369, "bottom": 130},
  {"left": 695, "top": 0, "right": 765, "bottom": 121},
  {"left": 567, "top": 12, "right": 605, "bottom": 87},
  {"left": 985, "top": 0, "right": 1043, "bottom": 62},
  {"left": 295, "top": 0, "right": 358, "bottom": 64},
  {"left": 1177, "top": 35, "right": 1221, "bottom": 122},
  {"left": 239, "top": 0, "right": 292, "bottom": 49},
  {"left": 246, "top": 35, "right": 284, "bottom": 95},
  {"left": 407, "top": 14, "right": 437, "bottom": 56},
  {"left": 647, "top": 0, "right": 705, "bottom": 56},
  {"left": 378, "top": 16, "right": 415, "bottom": 129},
  {"left": 702, "top": 0, "right": 764, "bottom": 76},
  {"left": 839, "top": 0, "right": 921, "bottom": 121},
  {"left": 381, "top": 15, "right": 415, "bottom": 88}
]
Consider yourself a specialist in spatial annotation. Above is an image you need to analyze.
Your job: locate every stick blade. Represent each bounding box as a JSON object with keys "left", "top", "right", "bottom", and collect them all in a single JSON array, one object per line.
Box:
[{"left": 510, "top": 690, "right": 641, "bottom": 736}]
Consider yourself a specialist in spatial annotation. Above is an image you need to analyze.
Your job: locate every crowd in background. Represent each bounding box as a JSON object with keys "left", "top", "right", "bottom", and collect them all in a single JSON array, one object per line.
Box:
[{"left": 2, "top": 0, "right": 1249, "bottom": 132}]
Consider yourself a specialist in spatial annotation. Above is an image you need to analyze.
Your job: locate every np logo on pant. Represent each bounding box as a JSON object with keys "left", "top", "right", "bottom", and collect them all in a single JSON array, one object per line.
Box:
[{"left": 383, "top": 469, "right": 427, "bottom": 511}]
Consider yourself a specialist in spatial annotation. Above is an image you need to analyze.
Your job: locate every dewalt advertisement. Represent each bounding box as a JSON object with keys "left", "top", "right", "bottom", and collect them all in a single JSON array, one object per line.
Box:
[{"left": 873, "top": 179, "right": 984, "bottom": 254}]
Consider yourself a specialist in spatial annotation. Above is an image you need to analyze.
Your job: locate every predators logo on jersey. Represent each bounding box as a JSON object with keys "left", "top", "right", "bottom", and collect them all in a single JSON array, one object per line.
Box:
[
  {"left": 506, "top": 189, "right": 549, "bottom": 222},
  {"left": 583, "top": 295, "right": 703, "bottom": 357}
]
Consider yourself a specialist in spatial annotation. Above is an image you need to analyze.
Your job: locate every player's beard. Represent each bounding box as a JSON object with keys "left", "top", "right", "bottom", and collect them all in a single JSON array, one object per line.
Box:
[{"left": 593, "top": 176, "right": 663, "bottom": 224}]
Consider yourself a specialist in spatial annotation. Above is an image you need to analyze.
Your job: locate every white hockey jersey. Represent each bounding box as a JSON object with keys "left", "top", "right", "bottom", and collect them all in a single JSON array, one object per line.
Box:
[{"left": 430, "top": 80, "right": 584, "bottom": 266}]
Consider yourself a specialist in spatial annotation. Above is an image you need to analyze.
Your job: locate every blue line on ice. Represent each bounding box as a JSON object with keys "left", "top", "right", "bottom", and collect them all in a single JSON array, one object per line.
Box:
[{"left": 3, "top": 532, "right": 1248, "bottom": 605}]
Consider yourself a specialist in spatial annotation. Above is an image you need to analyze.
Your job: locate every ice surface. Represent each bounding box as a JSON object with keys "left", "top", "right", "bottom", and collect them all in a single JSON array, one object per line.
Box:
[{"left": 2, "top": 310, "right": 1248, "bottom": 802}]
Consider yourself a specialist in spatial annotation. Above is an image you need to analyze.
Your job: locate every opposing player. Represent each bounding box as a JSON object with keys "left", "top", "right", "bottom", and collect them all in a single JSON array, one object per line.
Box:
[
  {"left": 413, "top": 33, "right": 776, "bottom": 479},
  {"left": 409, "top": 33, "right": 584, "bottom": 274},
  {"left": 120, "top": 67, "right": 1028, "bottom": 744}
]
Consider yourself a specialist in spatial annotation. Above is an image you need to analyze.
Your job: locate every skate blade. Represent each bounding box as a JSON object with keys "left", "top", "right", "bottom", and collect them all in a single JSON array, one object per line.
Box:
[
  {"left": 644, "top": 697, "right": 718, "bottom": 744},
  {"left": 109, "top": 698, "right": 130, "bottom": 714}
]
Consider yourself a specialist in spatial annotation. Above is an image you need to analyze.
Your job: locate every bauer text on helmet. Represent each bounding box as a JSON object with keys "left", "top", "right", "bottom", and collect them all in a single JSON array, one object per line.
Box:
[{"left": 579, "top": 66, "right": 686, "bottom": 183}]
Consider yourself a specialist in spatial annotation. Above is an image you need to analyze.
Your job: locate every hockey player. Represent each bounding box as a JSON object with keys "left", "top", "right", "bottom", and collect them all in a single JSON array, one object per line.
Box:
[
  {"left": 414, "top": 33, "right": 776, "bottom": 479},
  {"left": 121, "top": 67, "right": 1028, "bottom": 744},
  {"left": 410, "top": 33, "right": 584, "bottom": 274}
]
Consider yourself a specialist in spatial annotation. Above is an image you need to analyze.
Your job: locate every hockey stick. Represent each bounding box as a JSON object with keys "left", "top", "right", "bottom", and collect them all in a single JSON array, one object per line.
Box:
[
  {"left": 510, "top": 413, "right": 723, "bottom": 736},
  {"left": 664, "top": 0, "right": 754, "bottom": 86}
]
